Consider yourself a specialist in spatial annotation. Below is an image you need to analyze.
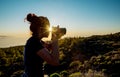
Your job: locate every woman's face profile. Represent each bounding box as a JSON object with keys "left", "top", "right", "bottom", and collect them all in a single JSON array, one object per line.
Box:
[
  {"left": 43, "top": 25, "right": 50, "bottom": 37},
  {"left": 39, "top": 25, "right": 50, "bottom": 37}
]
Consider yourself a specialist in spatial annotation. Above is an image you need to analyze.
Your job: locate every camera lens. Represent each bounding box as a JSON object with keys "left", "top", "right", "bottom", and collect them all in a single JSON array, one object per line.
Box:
[
  {"left": 52, "top": 27, "right": 67, "bottom": 36},
  {"left": 60, "top": 28, "right": 66, "bottom": 35}
]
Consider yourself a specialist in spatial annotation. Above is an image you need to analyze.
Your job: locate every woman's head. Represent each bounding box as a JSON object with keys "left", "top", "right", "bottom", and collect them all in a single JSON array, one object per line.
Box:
[{"left": 26, "top": 13, "right": 50, "bottom": 38}]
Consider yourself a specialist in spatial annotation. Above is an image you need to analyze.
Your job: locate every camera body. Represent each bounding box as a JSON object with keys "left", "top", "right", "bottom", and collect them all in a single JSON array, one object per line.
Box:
[{"left": 52, "top": 26, "right": 66, "bottom": 36}]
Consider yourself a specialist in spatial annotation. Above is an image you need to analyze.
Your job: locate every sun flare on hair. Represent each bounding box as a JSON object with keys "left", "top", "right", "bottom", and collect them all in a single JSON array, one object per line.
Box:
[{"left": 49, "top": 27, "right": 52, "bottom": 32}]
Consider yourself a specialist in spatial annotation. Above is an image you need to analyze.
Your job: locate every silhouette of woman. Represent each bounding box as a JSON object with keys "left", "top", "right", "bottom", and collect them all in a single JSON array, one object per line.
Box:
[{"left": 23, "top": 13, "right": 60, "bottom": 77}]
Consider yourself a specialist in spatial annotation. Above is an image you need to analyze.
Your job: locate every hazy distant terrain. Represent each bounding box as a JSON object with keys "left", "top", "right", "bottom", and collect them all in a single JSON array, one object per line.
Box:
[{"left": 0, "top": 36, "right": 27, "bottom": 48}]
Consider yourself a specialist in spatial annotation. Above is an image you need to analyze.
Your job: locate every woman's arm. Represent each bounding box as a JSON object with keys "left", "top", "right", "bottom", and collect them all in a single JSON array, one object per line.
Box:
[
  {"left": 36, "top": 39, "right": 59, "bottom": 66},
  {"left": 37, "top": 26, "right": 61, "bottom": 66}
]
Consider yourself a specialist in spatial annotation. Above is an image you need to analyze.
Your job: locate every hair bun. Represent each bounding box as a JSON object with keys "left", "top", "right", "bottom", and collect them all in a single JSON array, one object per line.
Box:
[{"left": 26, "top": 13, "right": 37, "bottom": 23}]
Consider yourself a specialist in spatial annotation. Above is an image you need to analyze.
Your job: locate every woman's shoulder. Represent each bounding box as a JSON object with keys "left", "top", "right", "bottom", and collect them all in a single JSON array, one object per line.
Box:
[
  {"left": 28, "top": 36, "right": 39, "bottom": 42},
  {"left": 25, "top": 36, "right": 44, "bottom": 51},
  {"left": 26, "top": 36, "right": 39, "bottom": 45}
]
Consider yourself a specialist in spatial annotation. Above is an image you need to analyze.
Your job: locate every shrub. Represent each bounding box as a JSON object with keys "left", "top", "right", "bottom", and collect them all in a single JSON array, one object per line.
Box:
[
  {"left": 69, "top": 72, "right": 81, "bottom": 77},
  {"left": 60, "top": 70, "right": 69, "bottom": 77},
  {"left": 50, "top": 73, "right": 60, "bottom": 77}
]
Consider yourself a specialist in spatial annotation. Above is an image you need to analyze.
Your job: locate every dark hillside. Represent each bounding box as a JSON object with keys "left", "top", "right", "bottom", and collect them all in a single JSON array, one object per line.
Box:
[
  {"left": 0, "top": 32, "right": 120, "bottom": 77},
  {"left": 0, "top": 46, "right": 24, "bottom": 77},
  {"left": 80, "top": 32, "right": 120, "bottom": 58},
  {"left": 83, "top": 49, "right": 120, "bottom": 77}
]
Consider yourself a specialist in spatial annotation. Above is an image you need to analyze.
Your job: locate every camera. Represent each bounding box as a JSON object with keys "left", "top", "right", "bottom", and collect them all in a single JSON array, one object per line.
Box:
[{"left": 52, "top": 26, "right": 67, "bottom": 36}]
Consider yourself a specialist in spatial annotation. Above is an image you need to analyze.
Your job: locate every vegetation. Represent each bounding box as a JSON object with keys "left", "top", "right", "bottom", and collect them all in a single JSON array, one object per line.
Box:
[
  {"left": 50, "top": 73, "right": 60, "bottom": 77},
  {"left": 0, "top": 46, "right": 24, "bottom": 77},
  {"left": 0, "top": 32, "right": 120, "bottom": 77}
]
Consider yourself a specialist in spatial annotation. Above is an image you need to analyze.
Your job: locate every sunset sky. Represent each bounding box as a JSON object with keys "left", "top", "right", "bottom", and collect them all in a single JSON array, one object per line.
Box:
[{"left": 0, "top": 0, "right": 120, "bottom": 47}]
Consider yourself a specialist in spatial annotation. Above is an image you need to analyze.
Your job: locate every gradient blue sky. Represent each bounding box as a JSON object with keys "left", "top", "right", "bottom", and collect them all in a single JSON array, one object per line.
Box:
[{"left": 0, "top": 0, "right": 120, "bottom": 37}]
